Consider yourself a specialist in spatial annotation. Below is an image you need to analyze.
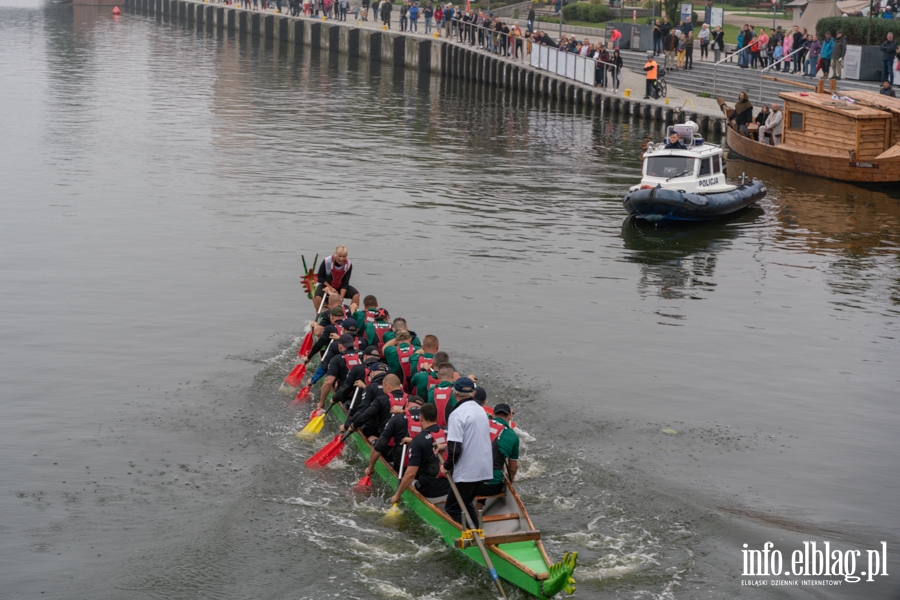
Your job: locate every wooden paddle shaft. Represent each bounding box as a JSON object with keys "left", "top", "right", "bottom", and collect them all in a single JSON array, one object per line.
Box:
[{"left": 446, "top": 474, "right": 509, "bottom": 600}]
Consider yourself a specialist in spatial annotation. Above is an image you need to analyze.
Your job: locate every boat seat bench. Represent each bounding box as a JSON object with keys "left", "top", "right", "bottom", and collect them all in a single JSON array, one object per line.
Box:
[
  {"left": 482, "top": 513, "right": 521, "bottom": 523},
  {"left": 454, "top": 529, "right": 542, "bottom": 548}
]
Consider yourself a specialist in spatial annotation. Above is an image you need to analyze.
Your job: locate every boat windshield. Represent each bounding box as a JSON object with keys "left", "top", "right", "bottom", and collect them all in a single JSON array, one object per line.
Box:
[{"left": 645, "top": 156, "right": 696, "bottom": 178}]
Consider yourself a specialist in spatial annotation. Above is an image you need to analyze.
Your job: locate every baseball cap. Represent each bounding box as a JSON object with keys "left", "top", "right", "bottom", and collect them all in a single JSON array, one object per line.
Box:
[
  {"left": 474, "top": 387, "right": 487, "bottom": 405},
  {"left": 453, "top": 377, "right": 475, "bottom": 394},
  {"left": 408, "top": 395, "right": 425, "bottom": 405},
  {"left": 338, "top": 334, "right": 355, "bottom": 347},
  {"left": 493, "top": 402, "right": 512, "bottom": 416},
  {"left": 363, "top": 345, "right": 381, "bottom": 363},
  {"left": 341, "top": 318, "right": 358, "bottom": 332},
  {"left": 375, "top": 308, "right": 388, "bottom": 320}
]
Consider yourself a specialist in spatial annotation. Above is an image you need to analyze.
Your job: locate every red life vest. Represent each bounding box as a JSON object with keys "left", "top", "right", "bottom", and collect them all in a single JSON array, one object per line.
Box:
[
  {"left": 396, "top": 344, "right": 416, "bottom": 385},
  {"left": 343, "top": 351, "right": 362, "bottom": 371},
  {"left": 388, "top": 391, "right": 408, "bottom": 412},
  {"left": 324, "top": 255, "right": 351, "bottom": 290},
  {"left": 427, "top": 371, "right": 439, "bottom": 390},
  {"left": 429, "top": 427, "right": 449, "bottom": 478},
  {"left": 364, "top": 308, "right": 378, "bottom": 325},
  {"left": 433, "top": 386, "right": 453, "bottom": 428},
  {"left": 417, "top": 358, "right": 433, "bottom": 373},
  {"left": 372, "top": 322, "right": 391, "bottom": 350},
  {"left": 405, "top": 407, "right": 422, "bottom": 437},
  {"left": 488, "top": 418, "right": 506, "bottom": 443},
  {"left": 334, "top": 325, "right": 344, "bottom": 336}
]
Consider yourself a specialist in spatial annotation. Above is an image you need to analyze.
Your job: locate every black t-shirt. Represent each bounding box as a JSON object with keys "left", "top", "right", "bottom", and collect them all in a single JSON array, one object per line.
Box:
[
  {"left": 309, "top": 325, "right": 338, "bottom": 358},
  {"left": 408, "top": 424, "right": 444, "bottom": 480},
  {"left": 373, "top": 407, "right": 420, "bottom": 455},
  {"left": 326, "top": 350, "right": 360, "bottom": 385},
  {"left": 350, "top": 391, "right": 392, "bottom": 434},
  {"left": 333, "top": 363, "right": 367, "bottom": 404}
]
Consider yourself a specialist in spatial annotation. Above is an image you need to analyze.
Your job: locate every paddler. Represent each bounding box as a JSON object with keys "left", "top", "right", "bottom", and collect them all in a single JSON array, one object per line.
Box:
[
  {"left": 365, "top": 395, "right": 424, "bottom": 473},
  {"left": 351, "top": 294, "right": 383, "bottom": 329},
  {"left": 313, "top": 245, "right": 359, "bottom": 313},
  {"left": 313, "top": 293, "right": 349, "bottom": 336},
  {"left": 306, "top": 308, "right": 351, "bottom": 361},
  {"left": 333, "top": 345, "right": 380, "bottom": 405},
  {"left": 364, "top": 308, "right": 393, "bottom": 350},
  {"left": 410, "top": 349, "right": 450, "bottom": 398},
  {"left": 317, "top": 334, "right": 363, "bottom": 410},
  {"left": 474, "top": 403, "right": 519, "bottom": 498},
  {"left": 441, "top": 377, "right": 493, "bottom": 526},
  {"left": 343, "top": 374, "right": 404, "bottom": 441},
  {"left": 428, "top": 364, "right": 456, "bottom": 428},
  {"left": 390, "top": 403, "right": 451, "bottom": 503},
  {"left": 382, "top": 317, "right": 422, "bottom": 348},
  {"left": 382, "top": 330, "right": 419, "bottom": 390},
  {"left": 346, "top": 361, "right": 390, "bottom": 424}
]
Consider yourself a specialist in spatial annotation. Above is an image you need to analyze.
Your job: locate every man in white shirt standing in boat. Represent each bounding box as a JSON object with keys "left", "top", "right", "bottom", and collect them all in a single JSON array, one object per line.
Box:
[{"left": 440, "top": 377, "right": 492, "bottom": 526}]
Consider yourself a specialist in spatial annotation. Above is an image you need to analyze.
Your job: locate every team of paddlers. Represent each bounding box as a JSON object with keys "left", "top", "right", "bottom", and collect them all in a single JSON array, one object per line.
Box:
[{"left": 292, "top": 246, "right": 520, "bottom": 527}]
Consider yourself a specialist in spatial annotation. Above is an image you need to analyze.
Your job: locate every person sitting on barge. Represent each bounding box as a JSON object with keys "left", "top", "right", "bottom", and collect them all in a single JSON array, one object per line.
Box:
[{"left": 475, "top": 403, "right": 519, "bottom": 499}]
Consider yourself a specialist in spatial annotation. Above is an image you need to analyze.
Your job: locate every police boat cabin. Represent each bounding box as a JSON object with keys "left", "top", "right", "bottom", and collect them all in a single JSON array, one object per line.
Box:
[{"left": 633, "top": 121, "right": 730, "bottom": 194}]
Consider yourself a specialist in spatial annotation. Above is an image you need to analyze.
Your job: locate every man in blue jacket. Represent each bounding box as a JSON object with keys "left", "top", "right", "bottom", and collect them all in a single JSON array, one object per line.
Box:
[{"left": 881, "top": 32, "right": 897, "bottom": 85}]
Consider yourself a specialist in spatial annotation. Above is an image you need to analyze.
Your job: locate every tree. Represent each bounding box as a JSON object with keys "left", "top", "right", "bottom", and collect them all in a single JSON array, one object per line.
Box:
[{"left": 663, "top": 0, "right": 680, "bottom": 23}]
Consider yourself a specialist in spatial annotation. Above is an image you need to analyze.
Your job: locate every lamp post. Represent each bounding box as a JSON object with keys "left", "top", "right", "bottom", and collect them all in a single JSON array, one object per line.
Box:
[{"left": 559, "top": 0, "right": 563, "bottom": 38}]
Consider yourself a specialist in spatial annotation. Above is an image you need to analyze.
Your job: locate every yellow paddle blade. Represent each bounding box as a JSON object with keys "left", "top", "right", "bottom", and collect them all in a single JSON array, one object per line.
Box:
[
  {"left": 382, "top": 503, "right": 402, "bottom": 524},
  {"left": 296, "top": 414, "right": 326, "bottom": 439}
]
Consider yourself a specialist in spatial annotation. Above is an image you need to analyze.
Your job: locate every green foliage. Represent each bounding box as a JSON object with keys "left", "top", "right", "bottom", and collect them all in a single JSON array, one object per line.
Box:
[
  {"left": 727, "top": 0, "right": 750, "bottom": 6},
  {"left": 562, "top": 1, "right": 610, "bottom": 22},
  {"left": 816, "top": 16, "right": 900, "bottom": 45},
  {"left": 663, "top": 0, "right": 679, "bottom": 22},
  {"left": 697, "top": 91, "right": 711, "bottom": 97}
]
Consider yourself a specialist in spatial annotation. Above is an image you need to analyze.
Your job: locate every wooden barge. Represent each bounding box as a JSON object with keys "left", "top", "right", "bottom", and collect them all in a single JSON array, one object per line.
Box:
[{"left": 721, "top": 91, "right": 900, "bottom": 183}]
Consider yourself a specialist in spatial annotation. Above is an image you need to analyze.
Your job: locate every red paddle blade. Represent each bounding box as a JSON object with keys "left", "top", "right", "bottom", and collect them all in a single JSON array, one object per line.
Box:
[
  {"left": 356, "top": 474, "right": 372, "bottom": 488},
  {"left": 305, "top": 435, "right": 345, "bottom": 469},
  {"left": 298, "top": 331, "right": 313, "bottom": 357},
  {"left": 292, "top": 385, "right": 311, "bottom": 404},
  {"left": 284, "top": 363, "right": 307, "bottom": 388}
]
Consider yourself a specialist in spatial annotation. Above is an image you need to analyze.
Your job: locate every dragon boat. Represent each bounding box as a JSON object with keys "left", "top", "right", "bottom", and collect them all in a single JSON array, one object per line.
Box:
[{"left": 313, "top": 391, "right": 577, "bottom": 598}]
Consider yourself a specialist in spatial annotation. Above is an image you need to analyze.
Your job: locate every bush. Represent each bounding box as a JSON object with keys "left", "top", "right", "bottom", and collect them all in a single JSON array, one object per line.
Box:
[
  {"left": 562, "top": 1, "right": 610, "bottom": 22},
  {"left": 816, "top": 16, "right": 900, "bottom": 45},
  {"left": 727, "top": 0, "right": 751, "bottom": 6}
]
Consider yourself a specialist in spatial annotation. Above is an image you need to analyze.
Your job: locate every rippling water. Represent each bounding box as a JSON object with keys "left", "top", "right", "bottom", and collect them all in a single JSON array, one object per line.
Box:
[{"left": 2, "top": 1, "right": 899, "bottom": 598}]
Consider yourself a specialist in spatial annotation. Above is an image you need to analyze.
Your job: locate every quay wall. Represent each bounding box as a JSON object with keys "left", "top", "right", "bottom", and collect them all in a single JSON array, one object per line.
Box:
[{"left": 123, "top": 0, "right": 723, "bottom": 133}]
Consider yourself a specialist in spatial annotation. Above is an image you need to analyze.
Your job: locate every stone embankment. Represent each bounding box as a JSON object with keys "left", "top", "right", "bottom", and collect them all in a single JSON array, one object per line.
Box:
[{"left": 122, "top": 0, "right": 727, "bottom": 132}]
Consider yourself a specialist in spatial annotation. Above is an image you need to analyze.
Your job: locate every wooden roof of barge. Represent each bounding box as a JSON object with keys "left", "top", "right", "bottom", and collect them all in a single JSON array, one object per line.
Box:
[
  {"left": 840, "top": 90, "right": 900, "bottom": 115},
  {"left": 776, "top": 92, "right": 892, "bottom": 120}
]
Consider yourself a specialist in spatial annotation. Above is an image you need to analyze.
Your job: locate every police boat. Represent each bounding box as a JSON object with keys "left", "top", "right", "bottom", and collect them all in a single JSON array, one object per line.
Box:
[{"left": 622, "top": 121, "right": 767, "bottom": 223}]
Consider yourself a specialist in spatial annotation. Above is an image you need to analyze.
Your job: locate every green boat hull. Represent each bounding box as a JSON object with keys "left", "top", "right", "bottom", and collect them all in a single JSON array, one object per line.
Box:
[{"left": 323, "top": 400, "right": 576, "bottom": 598}]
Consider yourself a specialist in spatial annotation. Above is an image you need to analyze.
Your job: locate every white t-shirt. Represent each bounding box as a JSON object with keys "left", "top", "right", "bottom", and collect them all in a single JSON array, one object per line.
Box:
[{"left": 446, "top": 399, "right": 493, "bottom": 483}]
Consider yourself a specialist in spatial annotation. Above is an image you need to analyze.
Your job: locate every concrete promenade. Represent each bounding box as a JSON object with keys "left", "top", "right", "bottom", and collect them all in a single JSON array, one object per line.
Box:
[{"left": 122, "top": 0, "right": 727, "bottom": 130}]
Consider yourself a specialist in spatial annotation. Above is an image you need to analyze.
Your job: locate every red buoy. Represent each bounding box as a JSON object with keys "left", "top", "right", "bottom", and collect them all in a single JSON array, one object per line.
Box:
[{"left": 112, "top": 6, "right": 121, "bottom": 14}]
